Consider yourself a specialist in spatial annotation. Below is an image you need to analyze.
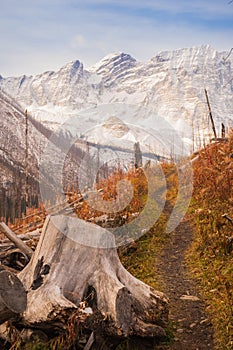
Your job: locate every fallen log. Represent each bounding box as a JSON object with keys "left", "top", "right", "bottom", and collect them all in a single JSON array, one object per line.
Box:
[
  {"left": 0, "top": 230, "right": 41, "bottom": 244},
  {"left": 0, "top": 223, "right": 33, "bottom": 259},
  {"left": 0, "top": 269, "right": 27, "bottom": 324},
  {"left": 18, "top": 215, "right": 169, "bottom": 342}
]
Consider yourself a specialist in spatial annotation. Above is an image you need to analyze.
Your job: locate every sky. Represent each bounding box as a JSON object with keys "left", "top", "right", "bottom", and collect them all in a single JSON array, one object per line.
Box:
[{"left": 1, "top": 0, "right": 233, "bottom": 77}]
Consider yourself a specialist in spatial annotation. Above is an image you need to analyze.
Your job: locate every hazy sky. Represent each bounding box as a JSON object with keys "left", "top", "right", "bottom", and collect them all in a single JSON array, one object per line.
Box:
[{"left": 1, "top": 0, "right": 233, "bottom": 77}]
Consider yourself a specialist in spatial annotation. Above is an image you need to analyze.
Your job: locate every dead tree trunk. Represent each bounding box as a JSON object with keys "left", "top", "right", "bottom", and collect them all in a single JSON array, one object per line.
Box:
[
  {"left": 134, "top": 142, "right": 142, "bottom": 169},
  {"left": 0, "top": 269, "right": 27, "bottom": 324},
  {"left": 18, "top": 215, "right": 169, "bottom": 340},
  {"left": 205, "top": 89, "right": 217, "bottom": 139}
]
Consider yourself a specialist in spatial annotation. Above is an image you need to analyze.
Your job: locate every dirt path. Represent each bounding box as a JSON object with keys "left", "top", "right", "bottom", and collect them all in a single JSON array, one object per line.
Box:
[{"left": 157, "top": 219, "right": 214, "bottom": 350}]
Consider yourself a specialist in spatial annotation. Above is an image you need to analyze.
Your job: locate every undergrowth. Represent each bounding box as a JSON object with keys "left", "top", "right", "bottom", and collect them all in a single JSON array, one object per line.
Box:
[
  {"left": 187, "top": 131, "right": 233, "bottom": 350},
  {"left": 5, "top": 133, "right": 233, "bottom": 349},
  {"left": 4, "top": 162, "right": 178, "bottom": 350}
]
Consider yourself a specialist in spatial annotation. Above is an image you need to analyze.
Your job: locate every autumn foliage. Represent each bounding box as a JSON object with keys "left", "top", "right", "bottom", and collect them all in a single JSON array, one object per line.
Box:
[{"left": 189, "top": 131, "right": 233, "bottom": 349}]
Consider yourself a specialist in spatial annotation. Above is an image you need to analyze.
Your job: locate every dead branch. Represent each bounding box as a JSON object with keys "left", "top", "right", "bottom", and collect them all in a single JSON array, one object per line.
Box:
[{"left": 0, "top": 223, "right": 33, "bottom": 259}]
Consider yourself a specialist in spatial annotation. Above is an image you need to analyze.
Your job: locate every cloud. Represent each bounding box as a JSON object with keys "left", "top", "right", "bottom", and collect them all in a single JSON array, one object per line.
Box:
[{"left": 70, "top": 34, "right": 87, "bottom": 49}]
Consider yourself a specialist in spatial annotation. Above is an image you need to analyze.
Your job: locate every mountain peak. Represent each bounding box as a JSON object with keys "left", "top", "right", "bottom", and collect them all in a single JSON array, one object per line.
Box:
[
  {"left": 89, "top": 52, "right": 137, "bottom": 86},
  {"left": 99, "top": 51, "right": 135, "bottom": 61},
  {"left": 60, "top": 59, "right": 83, "bottom": 71},
  {"left": 89, "top": 52, "right": 137, "bottom": 74},
  {"left": 58, "top": 59, "right": 84, "bottom": 81},
  {"left": 150, "top": 44, "right": 219, "bottom": 67}
]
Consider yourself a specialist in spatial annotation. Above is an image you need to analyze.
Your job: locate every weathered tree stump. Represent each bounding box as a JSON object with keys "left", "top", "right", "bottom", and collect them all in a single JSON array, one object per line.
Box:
[
  {"left": 18, "top": 215, "right": 169, "bottom": 341},
  {"left": 0, "top": 269, "right": 27, "bottom": 324}
]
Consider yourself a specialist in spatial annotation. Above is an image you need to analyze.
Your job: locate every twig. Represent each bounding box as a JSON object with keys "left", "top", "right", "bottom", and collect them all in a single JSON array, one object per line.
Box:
[
  {"left": 222, "top": 213, "right": 233, "bottom": 226},
  {"left": 84, "top": 332, "right": 95, "bottom": 350}
]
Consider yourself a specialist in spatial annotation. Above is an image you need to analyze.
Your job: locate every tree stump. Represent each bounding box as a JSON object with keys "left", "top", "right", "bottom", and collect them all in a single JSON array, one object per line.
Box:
[
  {"left": 19, "top": 215, "right": 169, "bottom": 340},
  {"left": 0, "top": 269, "right": 27, "bottom": 324}
]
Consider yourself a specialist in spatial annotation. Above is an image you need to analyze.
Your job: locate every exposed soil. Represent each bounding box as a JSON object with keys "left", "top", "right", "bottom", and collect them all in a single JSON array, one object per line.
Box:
[{"left": 156, "top": 219, "right": 214, "bottom": 350}]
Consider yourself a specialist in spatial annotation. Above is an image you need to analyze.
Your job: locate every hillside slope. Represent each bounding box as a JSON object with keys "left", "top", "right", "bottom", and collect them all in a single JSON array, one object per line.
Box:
[
  {"left": 0, "top": 89, "right": 85, "bottom": 221},
  {"left": 188, "top": 134, "right": 233, "bottom": 349},
  {"left": 0, "top": 89, "right": 47, "bottom": 190}
]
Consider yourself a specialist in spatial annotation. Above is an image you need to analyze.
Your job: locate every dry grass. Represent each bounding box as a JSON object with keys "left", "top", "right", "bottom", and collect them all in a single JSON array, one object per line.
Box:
[{"left": 187, "top": 131, "right": 233, "bottom": 350}]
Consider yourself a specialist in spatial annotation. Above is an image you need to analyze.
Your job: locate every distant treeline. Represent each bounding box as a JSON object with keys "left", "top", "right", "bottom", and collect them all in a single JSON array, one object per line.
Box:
[{"left": 0, "top": 188, "right": 39, "bottom": 224}]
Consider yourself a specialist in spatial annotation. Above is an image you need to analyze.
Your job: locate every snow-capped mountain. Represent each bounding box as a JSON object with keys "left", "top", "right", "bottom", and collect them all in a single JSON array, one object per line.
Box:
[{"left": 1, "top": 45, "right": 233, "bottom": 152}]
